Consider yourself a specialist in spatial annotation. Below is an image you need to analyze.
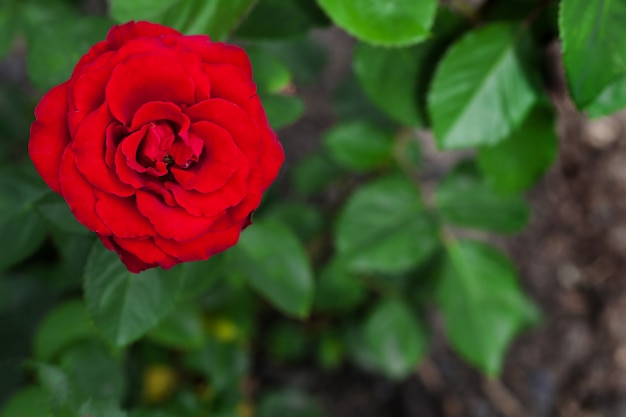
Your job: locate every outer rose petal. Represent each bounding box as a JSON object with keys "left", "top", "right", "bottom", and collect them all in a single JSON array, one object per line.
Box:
[
  {"left": 99, "top": 235, "right": 156, "bottom": 273},
  {"left": 29, "top": 82, "right": 71, "bottom": 194},
  {"left": 258, "top": 127, "right": 285, "bottom": 188},
  {"left": 72, "top": 104, "right": 135, "bottom": 196},
  {"left": 68, "top": 62, "right": 113, "bottom": 136},
  {"left": 113, "top": 236, "right": 178, "bottom": 269},
  {"left": 58, "top": 148, "right": 111, "bottom": 235},
  {"left": 106, "top": 53, "right": 195, "bottom": 124},
  {"left": 71, "top": 41, "right": 112, "bottom": 80},
  {"left": 217, "top": 168, "right": 265, "bottom": 230},
  {"left": 94, "top": 191, "right": 155, "bottom": 238},
  {"left": 202, "top": 64, "right": 257, "bottom": 115},
  {"left": 155, "top": 225, "right": 241, "bottom": 262},
  {"left": 106, "top": 21, "right": 181, "bottom": 49},
  {"left": 180, "top": 38, "right": 252, "bottom": 77},
  {"left": 136, "top": 190, "right": 218, "bottom": 241},
  {"left": 247, "top": 98, "right": 285, "bottom": 188}
]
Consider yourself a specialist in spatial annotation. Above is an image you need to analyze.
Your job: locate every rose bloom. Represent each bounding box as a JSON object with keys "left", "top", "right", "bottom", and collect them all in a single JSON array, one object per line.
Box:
[{"left": 29, "top": 21, "right": 284, "bottom": 273}]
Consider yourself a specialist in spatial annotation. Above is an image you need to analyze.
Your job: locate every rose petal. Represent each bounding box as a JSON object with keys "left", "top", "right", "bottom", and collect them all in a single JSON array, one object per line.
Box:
[
  {"left": 106, "top": 21, "right": 181, "bottom": 49},
  {"left": 71, "top": 41, "right": 112, "bottom": 79},
  {"left": 129, "top": 101, "right": 190, "bottom": 136},
  {"left": 58, "top": 148, "right": 111, "bottom": 235},
  {"left": 180, "top": 38, "right": 251, "bottom": 77},
  {"left": 113, "top": 236, "right": 178, "bottom": 268},
  {"left": 186, "top": 99, "right": 262, "bottom": 163},
  {"left": 155, "top": 225, "right": 241, "bottom": 262},
  {"left": 244, "top": 95, "right": 284, "bottom": 187},
  {"left": 106, "top": 53, "right": 195, "bottom": 124},
  {"left": 105, "top": 124, "right": 123, "bottom": 170},
  {"left": 170, "top": 121, "right": 238, "bottom": 193},
  {"left": 136, "top": 190, "right": 217, "bottom": 241},
  {"left": 116, "top": 125, "right": 152, "bottom": 186},
  {"left": 117, "top": 125, "right": 170, "bottom": 179},
  {"left": 258, "top": 127, "right": 285, "bottom": 189},
  {"left": 68, "top": 62, "right": 113, "bottom": 135},
  {"left": 142, "top": 181, "right": 177, "bottom": 207},
  {"left": 94, "top": 191, "right": 154, "bottom": 238},
  {"left": 139, "top": 122, "right": 175, "bottom": 164},
  {"left": 167, "top": 147, "right": 250, "bottom": 217},
  {"left": 230, "top": 167, "right": 265, "bottom": 221},
  {"left": 202, "top": 64, "right": 257, "bottom": 114},
  {"left": 72, "top": 104, "right": 135, "bottom": 197},
  {"left": 29, "top": 82, "right": 71, "bottom": 194},
  {"left": 99, "top": 235, "right": 156, "bottom": 273}
]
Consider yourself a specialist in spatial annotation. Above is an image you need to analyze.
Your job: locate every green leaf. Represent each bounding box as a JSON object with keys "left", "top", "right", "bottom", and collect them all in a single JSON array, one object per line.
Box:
[
  {"left": 428, "top": 23, "right": 538, "bottom": 149},
  {"left": 184, "top": 338, "right": 249, "bottom": 392},
  {"left": 248, "top": 46, "right": 292, "bottom": 94},
  {"left": 50, "top": 231, "right": 96, "bottom": 279},
  {"left": 236, "top": 0, "right": 328, "bottom": 39},
  {"left": 258, "top": 389, "right": 327, "bottom": 417},
  {"left": 435, "top": 239, "right": 540, "bottom": 376},
  {"left": 36, "top": 193, "right": 87, "bottom": 234},
  {"left": 35, "top": 363, "right": 77, "bottom": 414},
  {"left": 585, "top": 76, "right": 626, "bottom": 118},
  {"left": 59, "top": 340, "right": 126, "bottom": 403},
  {"left": 353, "top": 42, "right": 426, "bottom": 126},
  {"left": 332, "top": 73, "right": 396, "bottom": 128},
  {"left": 261, "top": 93, "right": 304, "bottom": 129},
  {"left": 264, "top": 202, "right": 325, "bottom": 242},
  {"left": 559, "top": 0, "right": 626, "bottom": 108},
  {"left": 335, "top": 175, "right": 439, "bottom": 274},
  {"left": 0, "top": 164, "right": 49, "bottom": 215},
  {"left": 79, "top": 400, "right": 127, "bottom": 417},
  {"left": 27, "top": 17, "right": 113, "bottom": 91},
  {"left": 291, "top": 152, "right": 343, "bottom": 197},
  {"left": 317, "top": 0, "right": 437, "bottom": 46},
  {"left": 259, "top": 38, "right": 327, "bottom": 86},
  {"left": 0, "top": 165, "right": 50, "bottom": 270},
  {"left": 0, "top": 386, "right": 48, "bottom": 417},
  {"left": 477, "top": 105, "right": 557, "bottom": 193},
  {"left": 364, "top": 299, "right": 429, "bottom": 379},
  {"left": 33, "top": 299, "right": 93, "bottom": 361},
  {"left": 314, "top": 260, "right": 366, "bottom": 313},
  {"left": 435, "top": 161, "right": 530, "bottom": 233},
  {"left": 20, "top": 0, "right": 75, "bottom": 33},
  {"left": 177, "top": 256, "right": 223, "bottom": 300},
  {"left": 83, "top": 243, "right": 182, "bottom": 347},
  {"left": 165, "top": 0, "right": 256, "bottom": 39},
  {"left": 109, "top": 0, "right": 180, "bottom": 22},
  {"left": 0, "top": 209, "right": 47, "bottom": 270},
  {"left": 149, "top": 304, "right": 205, "bottom": 350},
  {"left": 233, "top": 220, "right": 314, "bottom": 317},
  {"left": 323, "top": 121, "right": 394, "bottom": 171}
]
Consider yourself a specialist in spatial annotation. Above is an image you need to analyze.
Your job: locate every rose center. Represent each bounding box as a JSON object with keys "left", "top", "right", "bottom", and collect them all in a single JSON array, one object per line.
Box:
[{"left": 134, "top": 121, "right": 200, "bottom": 178}]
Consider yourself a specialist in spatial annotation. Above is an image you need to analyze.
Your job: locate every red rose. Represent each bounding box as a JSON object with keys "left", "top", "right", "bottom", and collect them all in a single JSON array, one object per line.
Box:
[{"left": 29, "top": 21, "right": 284, "bottom": 273}]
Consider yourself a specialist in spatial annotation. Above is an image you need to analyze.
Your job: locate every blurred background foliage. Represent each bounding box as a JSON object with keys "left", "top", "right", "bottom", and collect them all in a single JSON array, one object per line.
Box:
[{"left": 0, "top": 0, "right": 624, "bottom": 416}]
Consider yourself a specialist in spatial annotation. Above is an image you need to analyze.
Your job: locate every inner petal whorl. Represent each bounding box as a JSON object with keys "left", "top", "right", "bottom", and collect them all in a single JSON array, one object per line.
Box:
[
  {"left": 138, "top": 122, "right": 175, "bottom": 167},
  {"left": 124, "top": 120, "right": 203, "bottom": 180}
]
